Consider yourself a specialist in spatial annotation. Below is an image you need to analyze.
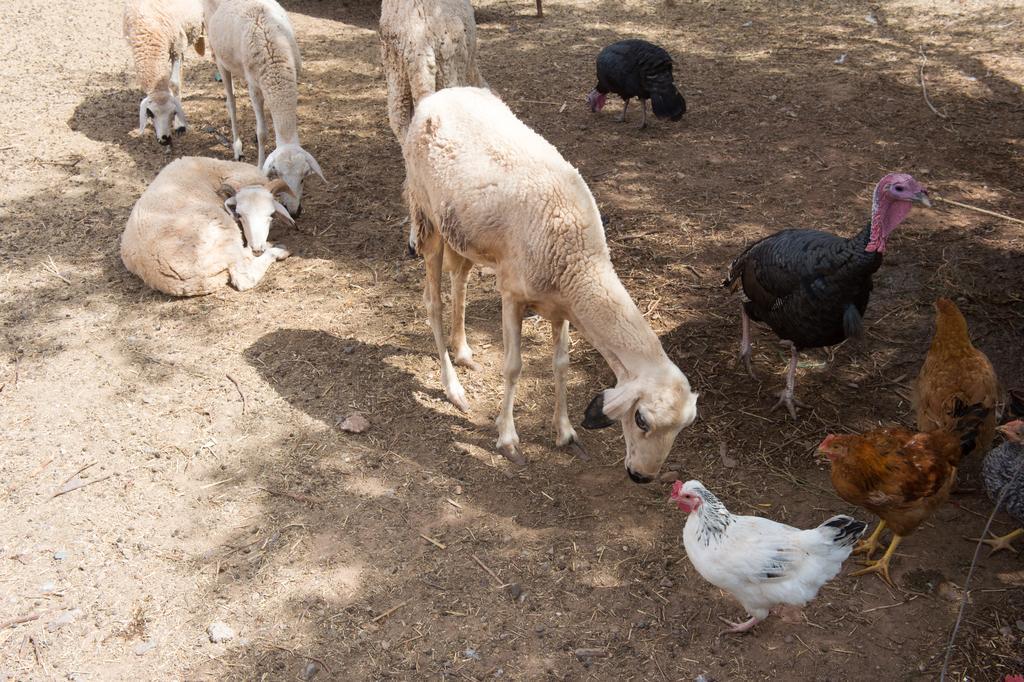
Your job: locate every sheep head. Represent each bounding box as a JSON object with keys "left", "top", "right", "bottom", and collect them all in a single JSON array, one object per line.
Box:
[
  {"left": 221, "top": 182, "right": 294, "bottom": 255},
  {"left": 262, "top": 143, "right": 326, "bottom": 217},
  {"left": 139, "top": 91, "right": 186, "bottom": 146},
  {"left": 581, "top": 364, "right": 698, "bottom": 483}
]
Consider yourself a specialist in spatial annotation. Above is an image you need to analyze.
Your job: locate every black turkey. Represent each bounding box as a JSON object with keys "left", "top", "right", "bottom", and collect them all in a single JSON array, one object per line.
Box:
[
  {"left": 586, "top": 39, "right": 685, "bottom": 128},
  {"left": 723, "top": 173, "right": 930, "bottom": 417}
]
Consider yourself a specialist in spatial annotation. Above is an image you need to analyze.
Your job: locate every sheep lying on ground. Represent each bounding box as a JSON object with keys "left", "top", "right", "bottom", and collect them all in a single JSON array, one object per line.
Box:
[
  {"left": 123, "top": 0, "right": 206, "bottom": 146},
  {"left": 403, "top": 87, "right": 699, "bottom": 481},
  {"left": 380, "top": 0, "right": 488, "bottom": 368},
  {"left": 121, "top": 157, "right": 293, "bottom": 296},
  {"left": 204, "top": 0, "right": 324, "bottom": 216}
]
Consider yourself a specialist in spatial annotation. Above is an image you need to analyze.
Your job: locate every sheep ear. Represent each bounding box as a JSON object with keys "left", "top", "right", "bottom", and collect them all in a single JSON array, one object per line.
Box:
[
  {"left": 273, "top": 200, "right": 295, "bottom": 225},
  {"left": 217, "top": 182, "right": 239, "bottom": 200},
  {"left": 138, "top": 97, "right": 150, "bottom": 133},
  {"left": 223, "top": 197, "right": 237, "bottom": 216},
  {"left": 303, "top": 149, "right": 326, "bottom": 183},
  {"left": 602, "top": 382, "right": 641, "bottom": 420},
  {"left": 581, "top": 391, "right": 615, "bottom": 430}
]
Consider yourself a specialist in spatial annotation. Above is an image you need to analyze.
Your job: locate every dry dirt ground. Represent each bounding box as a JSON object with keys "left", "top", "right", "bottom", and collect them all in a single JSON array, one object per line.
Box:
[{"left": 2, "top": 0, "right": 1024, "bottom": 679}]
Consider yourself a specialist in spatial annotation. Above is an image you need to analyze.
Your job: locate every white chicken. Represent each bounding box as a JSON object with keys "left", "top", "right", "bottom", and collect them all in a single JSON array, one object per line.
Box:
[{"left": 669, "top": 480, "right": 866, "bottom": 633}]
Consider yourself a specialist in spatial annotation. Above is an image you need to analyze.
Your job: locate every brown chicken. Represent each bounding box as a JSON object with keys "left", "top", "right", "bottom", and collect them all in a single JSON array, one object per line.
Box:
[
  {"left": 914, "top": 298, "right": 1000, "bottom": 461},
  {"left": 819, "top": 401, "right": 991, "bottom": 586}
]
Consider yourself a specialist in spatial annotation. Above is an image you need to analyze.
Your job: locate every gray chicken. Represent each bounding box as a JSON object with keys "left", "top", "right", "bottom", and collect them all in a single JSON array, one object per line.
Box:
[{"left": 971, "top": 420, "right": 1024, "bottom": 553}]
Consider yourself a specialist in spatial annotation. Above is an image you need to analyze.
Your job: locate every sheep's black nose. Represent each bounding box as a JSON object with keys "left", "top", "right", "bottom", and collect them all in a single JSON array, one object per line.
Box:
[
  {"left": 627, "top": 468, "right": 653, "bottom": 484},
  {"left": 159, "top": 136, "right": 171, "bottom": 146}
]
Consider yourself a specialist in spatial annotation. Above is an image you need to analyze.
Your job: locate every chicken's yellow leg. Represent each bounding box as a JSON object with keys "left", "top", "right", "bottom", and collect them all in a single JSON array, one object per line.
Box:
[
  {"left": 850, "top": 535, "right": 901, "bottom": 587},
  {"left": 966, "top": 528, "right": 1023, "bottom": 555},
  {"left": 853, "top": 521, "right": 886, "bottom": 559}
]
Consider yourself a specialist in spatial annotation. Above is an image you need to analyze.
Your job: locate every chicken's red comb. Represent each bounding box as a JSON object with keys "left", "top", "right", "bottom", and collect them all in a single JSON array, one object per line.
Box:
[
  {"left": 818, "top": 434, "right": 837, "bottom": 450},
  {"left": 669, "top": 480, "right": 684, "bottom": 498},
  {"left": 1003, "top": 675, "right": 1024, "bottom": 682}
]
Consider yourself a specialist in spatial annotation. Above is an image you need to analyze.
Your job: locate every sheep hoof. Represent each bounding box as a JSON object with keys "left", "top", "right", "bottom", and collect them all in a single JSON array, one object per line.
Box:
[
  {"left": 497, "top": 442, "right": 526, "bottom": 466},
  {"left": 453, "top": 351, "right": 480, "bottom": 371},
  {"left": 446, "top": 386, "right": 470, "bottom": 413},
  {"left": 564, "top": 438, "right": 590, "bottom": 462}
]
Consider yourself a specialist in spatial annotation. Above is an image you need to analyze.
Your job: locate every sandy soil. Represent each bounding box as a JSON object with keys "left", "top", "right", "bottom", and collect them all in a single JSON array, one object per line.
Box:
[{"left": 1, "top": 0, "right": 1023, "bottom": 679}]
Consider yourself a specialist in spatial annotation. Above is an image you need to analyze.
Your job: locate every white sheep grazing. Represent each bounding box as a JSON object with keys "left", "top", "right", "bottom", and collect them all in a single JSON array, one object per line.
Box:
[
  {"left": 403, "top": 87, "right": 699, "bottom": 481},
  {"left": 380, "top": 0, "right": 488, "bottom": 369},
  {"left": 123, "top": 0, "right": 206, "bottom": 146},
  {"left": 379, "top": 0, "right": 487, "bottom": 143},
  {"left": 121, "top": 157, "right": 294, "bottom": 296},
  {"left": 204, "top": 0, "right": 324, "bottom": 216}
]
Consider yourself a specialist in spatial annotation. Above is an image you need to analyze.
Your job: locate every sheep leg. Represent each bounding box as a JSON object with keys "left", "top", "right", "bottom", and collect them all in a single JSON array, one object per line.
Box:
[
  {"left": 248, "top": 82, "right": 268, "bottom": 169},
  {"left": 170, "top": 55, "right": 182, "bottom": 98},
  {"left": 229, "top": 245, "right": 290, "bottom": 292},
  {"left": 618, "top": 98, "right": 630, "bottom": 122},
  {"left": 171, "top": 56, "right": 186, "bottom": 133},
  {"left": 383, "top": 52, "right": 413, "bottom": 142},
  {"left": 495, "top": 294, "right": 525, "bottom": 464},
  {"left": 220, "top": 68, "right": 243, "bottom": 160},
  {"left": 423, "top": 238, "right": 469, "bottom": 412},
  {"left": 552, "top": 319, "right": 586, "bottom": 459},
  {"left": 448, "top": 252, "right": 479, "bottom": 370}
]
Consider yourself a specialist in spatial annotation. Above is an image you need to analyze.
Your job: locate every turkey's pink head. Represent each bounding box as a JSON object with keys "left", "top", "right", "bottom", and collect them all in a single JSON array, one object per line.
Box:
[
  {"left": 586, "top": 89, "right": 607, "bottom": 112},
  {"left": 669, "top": 479, "right": 703, "bottom": 513},
  {"left": 866, "top": 173, "right": 930, "bottom": 253}
]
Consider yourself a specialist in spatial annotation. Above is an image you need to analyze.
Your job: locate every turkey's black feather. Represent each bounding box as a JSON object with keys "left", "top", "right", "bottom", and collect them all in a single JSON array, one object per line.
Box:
[
  {"left": 724, "top": 223, "right": 882, "bottom": 349},
  {"left": 594, "top": 39, "right": 685, "bottom": 120}
]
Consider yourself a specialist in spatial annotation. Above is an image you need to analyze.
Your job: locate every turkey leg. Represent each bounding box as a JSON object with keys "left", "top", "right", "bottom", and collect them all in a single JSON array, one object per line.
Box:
[
  {"left": 771, "top": 342, "right": 808, "bottom": 419},
  {"left": 737, "top": 306, "right": 755, "bottom": 377}
]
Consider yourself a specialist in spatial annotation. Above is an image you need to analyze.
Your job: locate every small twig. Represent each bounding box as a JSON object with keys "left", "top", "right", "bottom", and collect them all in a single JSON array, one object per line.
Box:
[
  {"left": 59, "top": 461, "right": 96, "bottom": 488},
  {"left": 370, "top": 600, "right": 408, "bottom": 623},
  {"left": 29, "top": 635, "right": 43, "bottom": 669},
  {"left": 861, "top": 599, "right": 913, "bottom": 613},
  {"left": 0, "top": 612, "right": 40, "bottom": 630},
  {"left": 918, "top": 46, "right": 948, "bottom": 119},
  {"left": 226, "top": 374, "right": 248, "bottom": 414},
  {"left": 264, "top": 643, "right": 331, "bottom": 674},
  {"left": 932, "top": 194, "right": 1024, "bottom": 226},
  {"left": 258, "top": 487, "right": 322, "bottom": 505},
  {"left": 43, "top": 256, "right": 72, "bottom": 285},
  {"left": 445, "top": 497, "right": 463, "bottom": 509},
  {"left": 652, "top": 652, "right": 669, "bottom": 681},
  {"left": 793, "top": 633, "right": 818, "bottom": 657},
  {"left": 51, "top": 474, "right": 114, "bottom": 499},
  {"left": 198, "top": 476, "right": 236, "bottom": 490},
  {"left": 419, "top": 533, "right": 446, "bottom": 550},
  {"left": 472, "top": 554, "right": 504, "bottom": 585}
]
